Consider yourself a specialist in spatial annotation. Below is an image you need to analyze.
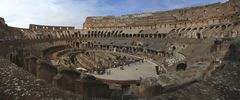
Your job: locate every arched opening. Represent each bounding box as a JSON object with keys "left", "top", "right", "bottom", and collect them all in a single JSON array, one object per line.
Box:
[
  {"left": 163, "top": 34, "right": 166, "bottom": 38},
  {"left": 114, "top": 33, "right": 117, "bottom": 37},
  {"left": 48, "top": 34, "right": 51, "bottom": 39},
  {"left": 136, "top": 34, "right": 140, "bottom": 38},
  {"left": 118, "top": 33, "right": 122, "bottom": 37},
  {"left": 126, "top": 34, "right": 129, "bottom": 38},
  {"left": 107, "top": 32, "right": 111, "bottom": 37},
  {"left": 103, "top": 33, "right": 107, "bottom": 38},
  {"left": 181, "top": 28, "right": 186, "bottom": 32},
  {"left": 100, "top": 33, "right": 103, "bottom": 38},
  {"left": 140, "top": 34, "right": 144, "bottom": 38},
  {"left": 133, "top": 34, "right": 137, "bottom": 38},
  {"left": 172, "top": 46, "right": 176, "bottom": 51},
  {"left": 197, "top": 33, "right": 201, "bottom": 39},
  {"left": 129, "top": 34, "right": 133, "bottom": 38},
  {"left": 210, "top": 26, "right": 214, "bottom": 29},
  {"left": 178, "top": 33, "right": 182, "bottom": 37},
  {"left": 149, "top": 34, "right": 153, "bottom": 38},
  {"left": 222, "top": 25, "right": 226, "bottom": 30},
  {"left": 94, "top": 33, "right": 97, "bottom": 38},
  {"left": 121, "top": 33, "right": 125, "bottom": 37},
  {"left": 144, "top": 34, "right": 148, "bottom": 38},
  {"left": 76, "top": 42, "right": 80, "bottom": 48},
  {"left": 154, "top": 34, "right": 157, "bottom": 38},
  {"left": 176, "top": 63, "right": 187, "bottom": 71},
  {"left": 158, "top": 34, "right": 161, "bottom": 38}
]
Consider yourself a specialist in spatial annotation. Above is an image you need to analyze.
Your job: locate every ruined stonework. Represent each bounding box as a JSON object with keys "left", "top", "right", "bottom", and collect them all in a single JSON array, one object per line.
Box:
[
  {"left": 83, "top": 0, "right": 240, "bottom": 30},
  {"left": 0, "top": 17, "right": 6, "bottom": 26},
  {"left": 0, "top": 0, "right": 240, "bottom": 100},
  {"left": 29, "top": 24, "right": 75, "bottom": 31}
]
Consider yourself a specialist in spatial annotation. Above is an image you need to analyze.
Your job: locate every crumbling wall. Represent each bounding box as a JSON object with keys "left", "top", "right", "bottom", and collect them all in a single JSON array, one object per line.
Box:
[
  {"left": 0, "top": 56, "right": 81, "bottom": 99},
  {"left": 83, "top": 0, "right": 239, "bottom": 30},
  {"left": 0, "top": 17, "right": 6, "bottom": 26}
]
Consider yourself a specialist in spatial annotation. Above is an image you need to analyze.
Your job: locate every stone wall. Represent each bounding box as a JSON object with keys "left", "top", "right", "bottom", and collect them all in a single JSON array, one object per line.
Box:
[
  {"left": 0, "top": 56, "right": 81, "bottom": 99},
  {"left": 83, "top": 0, "right": 240, "bottom": 30},
  {"left": 0, "top": 17, "right": 6, "bottom": 26},
  {"left": 37, "top": 63, "right": 58, "bottom": 84},
  {"left": 29, "top": 24, "right": 75, "bottom": 31}
]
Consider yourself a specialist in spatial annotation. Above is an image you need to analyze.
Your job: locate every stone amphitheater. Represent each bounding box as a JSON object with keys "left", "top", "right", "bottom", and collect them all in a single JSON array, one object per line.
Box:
[{"left": 0, "top": 0, "right": 240, "bottom": 100}]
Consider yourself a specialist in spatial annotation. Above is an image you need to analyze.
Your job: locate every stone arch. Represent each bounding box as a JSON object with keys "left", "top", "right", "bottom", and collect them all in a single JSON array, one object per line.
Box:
[
  {"left": 170, "top": 29, "right": 176, "bottom": 33},
  {"left": 94, "top": 32, "right": 97, "bottom": 38},
  {"left": 100, "top": 32, "right": 104, "bottom": 38},
  {"left": 149, "top": 34, "right": 153, "bottom": 38},
  {"left": 222, "top": 25, "right": 227, "bottom": 30},
  {"left": 122, "top": 33, "right": 126, "bottom": 37},
  {"left": 90, "top": 32, "right": 93, "bottom": 37},
  {"left": 144, "top": 34, "right": 148, "bottom": 38},
  {"left": 106, "top": 32, "right": 110, "bottom": 37},
  {"left": 158, "top": 34, "right": 162, "bottom": 38},
  {"left": 48, "top": 34, "right": 51, "bottom": 39},
  {"left": 76, "top": 42, "right": 80, "bottom": 48},
  {"left": 176, "top": 63, "right": 187, "bottom": 71},
  {"left": 139, "top": 30, "right": 144, "bottom": 33},
  {"left": 118, "top": 33, "right": 122, "bottom": 37},
  {"left": 74, "top": 32, "right": 78, "bottom": 37},
  {"left": 126, "top": 34, "right": 129, "bottom": 38},
  {"left": 103, "top": 33, "right": 107, "bottom": 38},
  {"left": 111, "top": 31, "right": 115, "bottom": 37},
  {"left": 154, "top": 34, "right": 157, "bottom": 38},
  {"left": 129, "top": 34, "right": 133, "bottom": 38},
  {"left": 227, "top": 24, "right": 232, "bottom": 27},
  {"left": 140, "top": 34, "right": 144, "bottom": 38},
  {"left": 210, "top": 26, "right": 214, "bottom": 29},
  {"left": 178, "top": 33, "right": 182, "bottom": 37},
  {"left": 113, "top": 32, "right": 117, "bottom": 37},
  {"left": 193, "top": 27, "right": 197, "bottom": 30},
  {"left": 163, "top": 34, "right": 166, "bottom": 38},
  {"left": 119, "top": 30, "right": 123, "bottom": 34},
  {"left": 197, "top": 33, "right": 201, "bottom": 39}
]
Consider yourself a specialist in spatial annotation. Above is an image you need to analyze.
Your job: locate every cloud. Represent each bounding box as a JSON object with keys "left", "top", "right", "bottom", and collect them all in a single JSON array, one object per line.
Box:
[
  {"left": 0, "top": 0, "right": 228, "bottom": 29},
  {"left": 0, "top": 0, "right": 98, "bottom": 28}
]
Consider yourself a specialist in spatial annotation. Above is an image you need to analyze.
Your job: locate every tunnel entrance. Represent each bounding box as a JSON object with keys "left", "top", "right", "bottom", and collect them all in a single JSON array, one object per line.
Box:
[{"left": 176, "top": 63, "right": 187, "bottom": 71}]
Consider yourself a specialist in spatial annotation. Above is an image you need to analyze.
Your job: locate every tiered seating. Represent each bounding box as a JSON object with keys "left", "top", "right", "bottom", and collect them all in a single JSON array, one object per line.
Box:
[
  {"left": 76, "top": 55, "right": 92, "bottom": 69},
  {"left": 76, "top": 54, "right": 96, "bottom": 69}
]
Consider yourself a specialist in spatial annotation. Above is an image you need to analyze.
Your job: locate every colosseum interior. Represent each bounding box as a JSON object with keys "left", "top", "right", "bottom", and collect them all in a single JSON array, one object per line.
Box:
[{"left": 0, "top": 0, "right": 240, "bottom": 100}]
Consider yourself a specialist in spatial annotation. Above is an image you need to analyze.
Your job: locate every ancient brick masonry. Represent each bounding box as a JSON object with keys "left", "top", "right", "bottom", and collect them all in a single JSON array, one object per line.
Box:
[
  {"left": 83, "top": 0, "right": 240, "bottom": 30},
  {"left": 1, "top": 0, "right": 240, "bottom": 100},
  {"left": 0, "top": 56, "right": 81, "bottom": 99},
  {"left": 29, "top": 24, "right": 75, "bottom": 31},
  {"left": 0, "top": 17, "right": 6, "bottom": 26}
]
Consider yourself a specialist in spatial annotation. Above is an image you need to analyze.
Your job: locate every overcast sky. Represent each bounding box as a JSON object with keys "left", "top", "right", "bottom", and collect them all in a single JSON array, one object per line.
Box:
[{"left": 0, "top": 0, "right": 228, "bottom": 28}]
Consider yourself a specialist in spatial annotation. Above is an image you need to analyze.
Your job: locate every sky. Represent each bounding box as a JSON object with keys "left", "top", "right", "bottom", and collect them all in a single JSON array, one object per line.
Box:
[{"left": 0, "top": 0, "right": 228, "bottom": 29}]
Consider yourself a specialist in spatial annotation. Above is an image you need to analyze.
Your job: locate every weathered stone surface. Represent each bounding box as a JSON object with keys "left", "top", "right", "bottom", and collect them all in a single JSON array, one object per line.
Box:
[
  {"left": 0, "top": 56, "right": 81, "bottom": 100},
  {"left": 83, "top": 0, "right": 240, "bottom": 29}
]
